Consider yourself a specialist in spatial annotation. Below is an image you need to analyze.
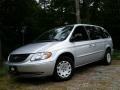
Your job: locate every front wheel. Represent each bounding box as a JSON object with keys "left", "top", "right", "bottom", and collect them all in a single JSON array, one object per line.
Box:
[
  {"left": 103, "top": 50, "right": 112, "bottom": 65},
  {"left": 53, "top": 56, "right": 74, "bottom": 81}
]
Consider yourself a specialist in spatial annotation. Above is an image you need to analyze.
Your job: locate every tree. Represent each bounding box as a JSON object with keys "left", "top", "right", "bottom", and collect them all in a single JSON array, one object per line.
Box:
[
  {"left": 0, "top": 29, "right": 3, "bottom": 63},
  {"left": 0, "top": 34, "right": 2, "bottom": 62},
  {"left": 46, "top": 0, "right": 76, "bottom": 25},
  {"left": 102, "top": 0, "right": 120, "bottom": 49},
  {"left": 75, "top": 0, "right": 81, "bottom": 23},
  {"left": 0, "top": 0, "right": 40, "bottom": 59}
]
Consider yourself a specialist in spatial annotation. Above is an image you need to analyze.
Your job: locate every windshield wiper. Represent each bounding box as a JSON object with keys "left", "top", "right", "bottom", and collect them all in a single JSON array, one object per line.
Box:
[
  {"left": 33, "top": 39, "right": 61, "bottom": 43},
  {"left": 52, "top": 39, "right": 61, "bottom": 41}
]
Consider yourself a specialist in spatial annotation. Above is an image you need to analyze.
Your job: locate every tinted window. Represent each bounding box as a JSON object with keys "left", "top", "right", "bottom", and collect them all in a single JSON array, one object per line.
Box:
[
  {"left": 95, "top": 27, "right": 106, "bottom": 38},
  {"left": 71, "top": 26, "right": 88, "bottom": 41},
  {"left": 86, "top": 26, "right": 105, "bottom": 40}
]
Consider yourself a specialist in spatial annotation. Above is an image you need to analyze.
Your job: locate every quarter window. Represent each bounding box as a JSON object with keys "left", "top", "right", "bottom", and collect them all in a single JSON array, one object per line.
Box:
[{"left": 102, "top": 29, "right": 110, "bottom": 38}]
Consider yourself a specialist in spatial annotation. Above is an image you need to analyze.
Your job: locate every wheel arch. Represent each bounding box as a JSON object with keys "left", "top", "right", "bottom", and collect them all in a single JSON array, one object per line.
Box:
[
  {"left": 106, "top": 47, "right": 111, "bottom": 52},
  {"left": 105, "top": 47, "right": 112, "bottom": 54},
  {"left": 105, "top": 44, "right": 112, "bottom": 54},
  {"left": 56, "top": 52, "right": 75, "bottom": 66},
  {"left": 53, "top": 52, "right": 75, "bottom": 80}
]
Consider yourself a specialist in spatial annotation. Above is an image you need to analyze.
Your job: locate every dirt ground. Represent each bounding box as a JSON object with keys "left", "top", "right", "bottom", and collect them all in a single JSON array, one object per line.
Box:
[{"left": 0, "top": 60, "right": 120, "bottom": 90}]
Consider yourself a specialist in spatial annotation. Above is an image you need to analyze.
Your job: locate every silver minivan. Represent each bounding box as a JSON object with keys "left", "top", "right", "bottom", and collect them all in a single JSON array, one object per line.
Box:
[{"left": 6, "top": 24, "right": 113, "bottom": 81}]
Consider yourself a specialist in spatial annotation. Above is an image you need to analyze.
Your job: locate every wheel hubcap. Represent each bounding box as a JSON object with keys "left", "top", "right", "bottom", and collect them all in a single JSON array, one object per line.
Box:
[
  {"left": 57, "top": 61, "right": 72, "bottom": 78},
  {"left": 107, "top": 53, "right": 111, "bottom": 63}
]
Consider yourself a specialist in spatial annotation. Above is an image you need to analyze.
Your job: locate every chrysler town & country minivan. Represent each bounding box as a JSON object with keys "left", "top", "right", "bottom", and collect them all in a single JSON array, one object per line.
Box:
[{"left": 6, "top": 24, "right": 113, "bottom": 81}]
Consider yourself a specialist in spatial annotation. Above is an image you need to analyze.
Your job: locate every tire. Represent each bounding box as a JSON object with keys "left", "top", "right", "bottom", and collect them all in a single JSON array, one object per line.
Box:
[
  {"left": 103, "top": 50, "right": 112, "bottom": 65},
  {"left": 53, "top": 56, "right": 74, "bottom": 81}
]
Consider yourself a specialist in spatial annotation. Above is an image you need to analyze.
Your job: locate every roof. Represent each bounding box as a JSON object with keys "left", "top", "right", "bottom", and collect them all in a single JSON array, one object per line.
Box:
[
  {"left": 72, "top": 24, "right": 99, "bottom": 27},
  {"left": 67, "top": 24, "right": 103, "bottom": 29}
]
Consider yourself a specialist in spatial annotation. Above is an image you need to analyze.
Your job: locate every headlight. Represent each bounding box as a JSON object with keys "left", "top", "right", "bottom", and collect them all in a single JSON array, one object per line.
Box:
[{"left": 31, "top": 52, "right": 52, "bottom": 61}]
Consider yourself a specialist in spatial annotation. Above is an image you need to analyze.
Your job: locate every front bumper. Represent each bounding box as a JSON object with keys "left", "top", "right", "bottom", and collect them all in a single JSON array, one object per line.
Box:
[{"left": 6, "top": 60, "right": 56, "bottom": 77}]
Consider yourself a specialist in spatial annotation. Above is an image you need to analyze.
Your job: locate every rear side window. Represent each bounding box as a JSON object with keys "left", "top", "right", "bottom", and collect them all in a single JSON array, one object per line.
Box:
[{"left": 85, "top": 26, "right": 105, "bottom": 40}]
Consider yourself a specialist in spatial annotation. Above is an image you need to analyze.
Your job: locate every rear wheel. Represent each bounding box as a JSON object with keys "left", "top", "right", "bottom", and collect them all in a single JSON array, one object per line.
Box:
[
  {"left": 103, "top": 50, "right": 112, "bottom": 65},
  {"left": 53, "top": 56, "right": 74, "bottom": 81}
]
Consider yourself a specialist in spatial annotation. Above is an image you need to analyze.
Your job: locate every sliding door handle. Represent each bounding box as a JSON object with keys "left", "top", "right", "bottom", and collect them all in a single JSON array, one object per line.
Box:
[{"left": 89, "top": 44, "right": 96, "bottom": 47}]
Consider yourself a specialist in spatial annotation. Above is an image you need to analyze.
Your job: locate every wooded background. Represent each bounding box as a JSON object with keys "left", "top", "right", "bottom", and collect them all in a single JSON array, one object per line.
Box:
[{"left": 0, "top": 0, "right": 120, "bottom": 61}]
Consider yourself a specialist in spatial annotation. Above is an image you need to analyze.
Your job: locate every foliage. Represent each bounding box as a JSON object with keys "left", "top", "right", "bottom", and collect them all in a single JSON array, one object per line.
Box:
[
  {"left": 0, "top": 0, "right": 120, "bottom": 60},
  {"left": 102, "top": 0, "right": 120, "bottom": 49},
  {"left": 112, "top": 50, "right": 120, "bottom": 60},
  {"left": 0, "top": 66, "right": 7, "bottom": 77},
  {"left": 0, "top": 0, "right": 47, "bottom": 58}
]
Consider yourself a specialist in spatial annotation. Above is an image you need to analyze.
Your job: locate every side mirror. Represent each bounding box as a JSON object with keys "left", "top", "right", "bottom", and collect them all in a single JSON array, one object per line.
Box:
[
  {"left": 70, "top": 35, "right": 83, "bottom": 42},
  {"left": 70, "top": 37, "right": 75, "bottom": 42}
]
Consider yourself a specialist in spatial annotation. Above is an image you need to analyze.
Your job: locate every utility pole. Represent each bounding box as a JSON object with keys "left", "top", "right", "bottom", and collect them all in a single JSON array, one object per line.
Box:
[{"left": 75, "top": 0, "right": 81, "bottom": 23}]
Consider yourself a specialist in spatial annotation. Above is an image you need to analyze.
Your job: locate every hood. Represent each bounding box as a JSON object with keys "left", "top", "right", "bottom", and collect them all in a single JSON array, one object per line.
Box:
[{"left": 11, "top": 42, "right": 59, "bottom": 54}]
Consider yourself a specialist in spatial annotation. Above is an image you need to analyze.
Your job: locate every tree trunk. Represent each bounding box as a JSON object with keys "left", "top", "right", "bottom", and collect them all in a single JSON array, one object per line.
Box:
[
  {"left": 75, "top": 0, "right": 81, "bottom": 23},
  {"left": 0, "top": 38, "right": 2, "bottom": 64}
]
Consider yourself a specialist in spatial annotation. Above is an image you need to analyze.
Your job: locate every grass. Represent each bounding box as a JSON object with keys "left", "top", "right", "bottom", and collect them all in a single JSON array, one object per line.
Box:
[
  {"left": 0, "top": 66, "right": 7, "bottom": 77},
  {"left": 112, "top": 50, "right": 120, "bottom": 60}
]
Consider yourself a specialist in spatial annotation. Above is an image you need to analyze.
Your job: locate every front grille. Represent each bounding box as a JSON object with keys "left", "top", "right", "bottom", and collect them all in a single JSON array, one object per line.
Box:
[{"left": 9, "top": 54, "right": 29, "bottom": 63}]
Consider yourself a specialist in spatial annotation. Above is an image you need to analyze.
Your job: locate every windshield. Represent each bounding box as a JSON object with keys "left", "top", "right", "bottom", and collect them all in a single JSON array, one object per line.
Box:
[{"left": 34, "top": 26, "right": 73, "bottom": 43}]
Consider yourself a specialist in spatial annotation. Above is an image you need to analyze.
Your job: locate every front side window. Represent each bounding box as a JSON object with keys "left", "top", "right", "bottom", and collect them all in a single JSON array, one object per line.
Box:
[
  {"left": 34, "top": 26, "right": 73, "bottom": 43},
  {"left": 71, "top": 26, "right": 89, "bottom": 42}
]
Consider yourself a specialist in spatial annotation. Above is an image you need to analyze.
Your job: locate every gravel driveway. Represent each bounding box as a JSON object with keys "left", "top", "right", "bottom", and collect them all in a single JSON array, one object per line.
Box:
[{"left": 1, "top": 60, "right": 120, "bottom": 90}]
